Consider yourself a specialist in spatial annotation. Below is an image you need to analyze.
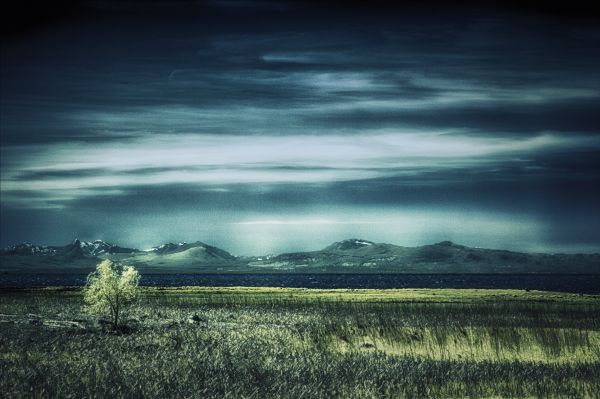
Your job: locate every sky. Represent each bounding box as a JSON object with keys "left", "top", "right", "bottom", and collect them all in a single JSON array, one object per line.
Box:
[{"left": 1, "top": 1, "right": 600, "bottom": 255}]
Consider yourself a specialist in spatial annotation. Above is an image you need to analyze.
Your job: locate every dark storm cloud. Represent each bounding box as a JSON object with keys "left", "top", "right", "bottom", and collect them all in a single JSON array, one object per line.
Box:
[
  {"left": 9, "top": 164, "right": 363, "bottom": 182},
  {"left": 3, "top": 3, "right": 600, "bottom": 144},
  {"left": 308, "top": 98, "right": 600, "bottom": 134},
  {"left": 53, "top": 166, "right": 600, "bottom": 215},
  {"left": 11, "top": 168, "right": 110, "bottom": 180}
]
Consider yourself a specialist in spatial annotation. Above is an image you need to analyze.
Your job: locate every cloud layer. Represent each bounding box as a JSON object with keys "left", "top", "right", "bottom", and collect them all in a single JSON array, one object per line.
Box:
[
  {"left": 1, "top": 2, "right": 599, "bottom": 253},
  {"left": 2, "top": 132, "right": 599, "bottom": 209}
]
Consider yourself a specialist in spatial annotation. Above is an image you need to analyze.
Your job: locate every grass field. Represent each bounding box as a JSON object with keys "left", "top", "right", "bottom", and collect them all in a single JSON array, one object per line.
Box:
[{"left": 1, "top": 287, "right": 599, "bottom": 398}]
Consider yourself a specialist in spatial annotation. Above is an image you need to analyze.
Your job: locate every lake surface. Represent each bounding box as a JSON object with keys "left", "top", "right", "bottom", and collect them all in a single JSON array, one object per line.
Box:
[{"left": 1, "top": 273, "right": 599, "bottom": 293}]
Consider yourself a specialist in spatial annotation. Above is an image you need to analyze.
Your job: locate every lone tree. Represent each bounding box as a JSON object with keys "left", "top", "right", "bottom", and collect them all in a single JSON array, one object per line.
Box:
[{"left": 83, "top": 259, "right": 140, "bottom": 330}]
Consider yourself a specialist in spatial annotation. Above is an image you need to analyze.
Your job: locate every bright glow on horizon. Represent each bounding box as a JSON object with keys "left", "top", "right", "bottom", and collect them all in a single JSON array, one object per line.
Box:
[{"left": 232, "top": 219, "right": 381, "bottom": 225}]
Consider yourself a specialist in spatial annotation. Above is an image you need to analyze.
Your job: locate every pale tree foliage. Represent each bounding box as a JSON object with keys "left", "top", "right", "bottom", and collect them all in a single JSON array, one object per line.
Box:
[{"left": 83, "top": 259, "right": 140, "bottom": 330}]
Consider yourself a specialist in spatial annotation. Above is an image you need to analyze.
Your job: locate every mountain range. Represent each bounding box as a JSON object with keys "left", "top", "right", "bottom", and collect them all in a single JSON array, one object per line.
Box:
[{"left": 1, "top": 238, "right": 599, "bottom": 274}]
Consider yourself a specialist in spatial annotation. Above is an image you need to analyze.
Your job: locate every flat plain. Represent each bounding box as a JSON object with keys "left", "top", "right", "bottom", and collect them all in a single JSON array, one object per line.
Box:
[{"left": 1, "top": 287, "right": 599, "bottom": 398}]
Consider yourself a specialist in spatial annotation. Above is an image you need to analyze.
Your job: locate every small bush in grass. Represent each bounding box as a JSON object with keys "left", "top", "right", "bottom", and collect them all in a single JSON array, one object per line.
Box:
[{"left": 83, "top": 260, "right": 140, "bottom": 331}]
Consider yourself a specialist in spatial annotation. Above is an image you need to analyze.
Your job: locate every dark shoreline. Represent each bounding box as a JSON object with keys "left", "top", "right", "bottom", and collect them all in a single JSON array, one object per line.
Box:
[{"left": 1, "top": 273, "right": 599, "bottom": 293}]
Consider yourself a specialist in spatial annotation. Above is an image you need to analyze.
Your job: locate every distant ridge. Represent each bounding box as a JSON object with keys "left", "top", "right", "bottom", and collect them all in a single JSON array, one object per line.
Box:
[
  {"left": 1, "top": 238, "right": 599, "bottom": 274},
  {"left": 2, "top": 239, "right": 139, "bottom": 259},
  {"left": 148, "top": 241, "right": 236, "bottom": 260}
]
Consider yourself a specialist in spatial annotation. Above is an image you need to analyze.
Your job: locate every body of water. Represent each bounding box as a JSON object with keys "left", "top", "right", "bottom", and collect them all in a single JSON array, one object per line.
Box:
[{"left": 0, "top": 273, "right": 599, "bottom": 293}]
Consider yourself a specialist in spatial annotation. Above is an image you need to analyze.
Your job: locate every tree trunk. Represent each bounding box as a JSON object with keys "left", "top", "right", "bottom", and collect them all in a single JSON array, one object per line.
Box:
[{"left": 113, "top": 304, "right": 119, "bottom": 331}]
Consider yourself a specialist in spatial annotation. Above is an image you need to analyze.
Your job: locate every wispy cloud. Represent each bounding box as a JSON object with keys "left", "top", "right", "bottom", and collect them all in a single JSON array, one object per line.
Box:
[{"left": 2, "top": 132, "right": 598, "bottom": 208}]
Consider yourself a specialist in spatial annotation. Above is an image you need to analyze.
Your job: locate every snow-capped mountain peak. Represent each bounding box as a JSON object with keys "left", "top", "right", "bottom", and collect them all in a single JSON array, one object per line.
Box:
[
  {"left": 150, "top": 242, "right": 186, "bottom": 253},
  {"left": 326, "top": 238, "right": 376, "bottom": 251},
  {"left": 1, "top": 242, "right": 57, "bottom": 255}
]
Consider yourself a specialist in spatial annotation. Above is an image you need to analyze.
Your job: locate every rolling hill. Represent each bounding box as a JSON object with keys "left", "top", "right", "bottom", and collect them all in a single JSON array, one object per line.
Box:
[
  {"left": 1, "top": 238, "right": 599, "bottom": 274},
  {"left": 247, "top": 239, "right": 600, "bottom": 273}
]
